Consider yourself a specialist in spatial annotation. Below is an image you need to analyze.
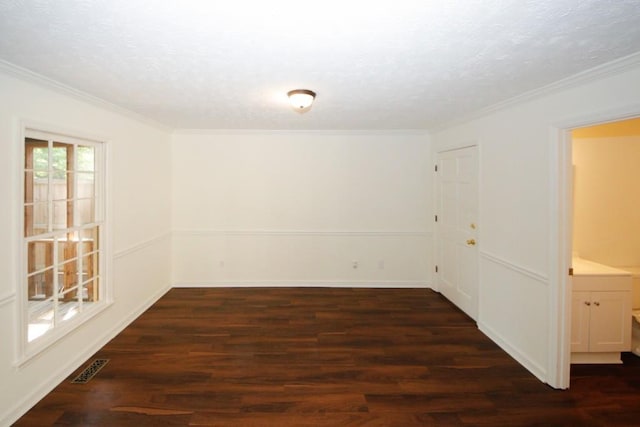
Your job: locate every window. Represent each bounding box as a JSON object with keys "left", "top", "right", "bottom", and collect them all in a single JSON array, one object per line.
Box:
[{"left": 22, "top": 128, "right": 107, "bottom": 354}]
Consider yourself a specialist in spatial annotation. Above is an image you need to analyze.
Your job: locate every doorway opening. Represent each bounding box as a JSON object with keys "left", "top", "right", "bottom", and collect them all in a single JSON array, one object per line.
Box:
[{"left": 555, "top": 115, "right": 640, "bottom": 388}]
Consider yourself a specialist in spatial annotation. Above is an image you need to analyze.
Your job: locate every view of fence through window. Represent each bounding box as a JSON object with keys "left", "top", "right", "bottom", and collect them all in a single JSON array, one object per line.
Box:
[{"left": 24, "top": 134, "right": 102, "bottom": 343}]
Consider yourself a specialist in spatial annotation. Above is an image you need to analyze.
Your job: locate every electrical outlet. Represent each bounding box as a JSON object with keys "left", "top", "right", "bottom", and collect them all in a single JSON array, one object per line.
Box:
[{"left": 352, "top": 260, "right": 358, "bottom": 269}]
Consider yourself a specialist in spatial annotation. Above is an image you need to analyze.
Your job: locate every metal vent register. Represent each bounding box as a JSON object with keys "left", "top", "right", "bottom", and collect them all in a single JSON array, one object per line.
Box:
[{"left": 71, "top": 359, "right": 109, "bottom": 384}]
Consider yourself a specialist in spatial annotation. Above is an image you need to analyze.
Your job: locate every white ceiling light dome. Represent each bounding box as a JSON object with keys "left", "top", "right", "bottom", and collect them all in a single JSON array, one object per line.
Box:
[{"left": 287, "top": 89, "right": 316, "bottom": 111}]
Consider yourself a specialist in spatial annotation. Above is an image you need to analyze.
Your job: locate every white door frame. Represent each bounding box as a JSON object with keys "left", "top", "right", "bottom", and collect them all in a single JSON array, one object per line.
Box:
[{"left": 549, "top": 104, "right": 640, "bottom": 389}]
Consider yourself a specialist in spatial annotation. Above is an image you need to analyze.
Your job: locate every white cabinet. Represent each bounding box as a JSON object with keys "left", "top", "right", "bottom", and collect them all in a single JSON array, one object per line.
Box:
[
  {"left": 571, "top": 291, "right": 631, "bottom": 352},
  {"left": 571, "top": 259, "right": 632, "bottom": 364}
]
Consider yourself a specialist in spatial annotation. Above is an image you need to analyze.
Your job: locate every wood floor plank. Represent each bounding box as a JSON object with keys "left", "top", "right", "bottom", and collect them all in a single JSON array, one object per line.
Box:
[{"left": 13, "top": 287, "right": 640, "bottom": 426}]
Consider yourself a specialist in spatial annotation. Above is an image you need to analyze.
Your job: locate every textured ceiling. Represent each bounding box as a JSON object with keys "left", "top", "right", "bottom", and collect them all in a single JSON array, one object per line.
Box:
[{"left": 1, "top": 0, "right": 640, "bottom": 130}]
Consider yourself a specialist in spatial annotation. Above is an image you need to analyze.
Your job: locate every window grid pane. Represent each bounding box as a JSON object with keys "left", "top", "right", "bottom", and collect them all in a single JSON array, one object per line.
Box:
[
  {"left": 24, "top": 133, "right": 103, "bottom": 344},
  {"left": 77, "top": 145, "right": 95, "bottom": 172},
  {"left": 27, "top": 268, "right": 54, "bottom": 299},
  {"left": 30, "top": 147, "right": 49, "bottom": 171},
  {"left": 28, "top": 299, "right": 54, "bottom": 342},
  {"left": 27, "top": 241, "right": 53, "bottom": 274}
]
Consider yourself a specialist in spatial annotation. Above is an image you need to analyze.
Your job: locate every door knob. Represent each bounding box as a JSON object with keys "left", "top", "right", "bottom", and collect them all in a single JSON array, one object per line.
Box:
[{"left": 466, "top": 239, "right": 476, "bottom": 246}]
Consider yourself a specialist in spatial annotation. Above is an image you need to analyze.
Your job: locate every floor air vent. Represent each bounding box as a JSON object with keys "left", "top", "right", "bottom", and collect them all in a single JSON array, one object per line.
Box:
[{"left": 71, "top": 359, "right": 109, "bottom": 384}]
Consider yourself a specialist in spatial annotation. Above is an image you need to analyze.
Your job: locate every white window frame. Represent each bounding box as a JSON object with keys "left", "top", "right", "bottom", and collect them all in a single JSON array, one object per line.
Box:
[{"left": 16, "top": 123, "right": 112, "bottom": 365}]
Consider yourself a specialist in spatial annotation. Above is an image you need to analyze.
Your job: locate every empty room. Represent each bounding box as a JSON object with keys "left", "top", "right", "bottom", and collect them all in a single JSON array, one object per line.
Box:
[{"left": 2, "top": 1, "right": 640, "bottom": 425}]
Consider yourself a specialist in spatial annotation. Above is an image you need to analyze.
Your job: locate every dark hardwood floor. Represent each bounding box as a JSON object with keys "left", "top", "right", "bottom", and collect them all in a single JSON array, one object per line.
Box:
[{"left": 14, "top": 288, "right": 640, "bottom": 426}]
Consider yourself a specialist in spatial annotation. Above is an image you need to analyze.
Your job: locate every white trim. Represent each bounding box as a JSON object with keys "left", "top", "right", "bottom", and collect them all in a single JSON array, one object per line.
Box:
[
  {"left": 2, "top": 283, "right": 171, "bottom": 427},
  {"left": 15, "top": 122, "right": 27, "bottom": 362},
  {"left": 173, "top": 229, "right": 430, "bottom": 238},
  {"left": 434, "top": 51, "right": 640, "bottom": 132},
  {"left": 24, "top": 127, "right": 105, "bottom": 147},
  {"left": 173, "top": 280, "right": 430, "bottom": 289},
  {"left": 172, "top": 129, "right": 430, "bottom": 136},
  {"left": 435, "top": 141, "right": 479, "bottom": 155},
  {"left": 0, "top": 60, "right": 169, "bottom": 132},
  {"left": 17, "top": 123, "right": 110, "bottom": 362},
  {"left": 104, "top": 141, "right": 114, "bottom": 305},
  {"left": 114, "top": 231, "right": 172, "bottom": 259},
  {"left": 552, "top": 104, "right": 640, "bottom": 131},
  {"left": 16, "top": 301, "right": 112, "bottom": 366},
  {"left": 0, "top": 293, "right": 16, "bottom": 308},
  {"left": 478, "top": 321, "right": 547, "bottom": 383},
  {"left": 547, "top": 126, "right": 572, "bottom": 390},
  {"left": 480, "top": 250, "right": 549, "bottom": 285}
]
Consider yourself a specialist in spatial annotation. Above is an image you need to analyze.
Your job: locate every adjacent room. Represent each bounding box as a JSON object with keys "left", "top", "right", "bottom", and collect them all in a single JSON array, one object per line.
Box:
[
  {"left": 571, "top": 118, "right": 640, "bottom": 364},
  {"left": 2, "top": 1, "right": 640, "bottom": 425}
]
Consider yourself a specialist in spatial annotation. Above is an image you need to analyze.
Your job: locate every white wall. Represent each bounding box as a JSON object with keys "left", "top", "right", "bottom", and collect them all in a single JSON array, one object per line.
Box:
[
  {"left": 0, "top": 71, "right": 173, "bottom": 425},
  {"left": 573, "top": 134, "right": 640, "bottom": 267},
  {"left": 433, "top": 62, "right": 640, "bottom": 386},
  {"left": 172, "top": 131, "right": 432, "bottom": 287}
]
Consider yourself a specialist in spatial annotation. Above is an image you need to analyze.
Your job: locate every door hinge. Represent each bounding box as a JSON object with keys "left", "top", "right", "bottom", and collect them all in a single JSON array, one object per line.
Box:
[
  {"left": 568, "top": 267, "right": 574, "bottom": 276},
  {"left": 435, "top": 164, "right": 438, "bottom": 172},
  {"left": 435, "top": 215, "right": 438, "bottom": 222},
  {"left": 435, "top": 265, "right": 438, "bottom": 273}
]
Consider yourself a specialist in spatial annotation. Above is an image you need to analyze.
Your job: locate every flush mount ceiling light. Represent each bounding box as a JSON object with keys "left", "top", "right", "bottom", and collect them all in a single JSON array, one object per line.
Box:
[{"left": 287, "top": 89, "right": 316, "bottom": 112}]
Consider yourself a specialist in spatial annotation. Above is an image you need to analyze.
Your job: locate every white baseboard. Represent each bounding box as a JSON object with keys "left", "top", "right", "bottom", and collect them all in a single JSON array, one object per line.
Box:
[
  {"left": 478, "top": 321, "right": 548, "bottom": 384},
  {"left": 1, "top": 283, "right": 171, "bottom": 427},
  {"left": 172, "top": 280, "right": 430, "bottom": 289}
]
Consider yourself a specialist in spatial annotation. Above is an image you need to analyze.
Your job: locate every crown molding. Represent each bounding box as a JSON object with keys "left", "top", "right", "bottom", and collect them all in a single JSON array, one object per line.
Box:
[
  {"left": 0, "top": 59, "right": 170, "bottom": 132},
  {"left": 433, "top": 51, "right": 640, "bottom": 132}
]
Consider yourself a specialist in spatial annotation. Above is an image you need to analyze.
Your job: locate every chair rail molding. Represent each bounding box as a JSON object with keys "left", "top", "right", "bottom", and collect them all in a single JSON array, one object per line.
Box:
[
  {"left": 480, "top": 250, "right": 549, "bottom": 285},
  {"left": 114, "top": 231, "right": 172, "bottom": 259},
  {"left": 172, "top": 229, "right": 431, "bottom": 238},
  {"left": 0, "top": 292, "right": 16, "bottom": 308}
]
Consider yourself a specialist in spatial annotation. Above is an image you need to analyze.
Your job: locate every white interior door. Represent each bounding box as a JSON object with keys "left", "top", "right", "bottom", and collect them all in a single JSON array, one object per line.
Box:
[{"left": 435, "top": 146, "right": 479, "bottom": 320}]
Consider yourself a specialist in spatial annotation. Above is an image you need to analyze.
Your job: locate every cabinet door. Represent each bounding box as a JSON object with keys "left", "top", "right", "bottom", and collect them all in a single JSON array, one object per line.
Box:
[
  {"left": 571, "top": 291, "right": 591, "bottom": 353},
  {"left": 589, "top": 291, "right": 631, "bottom": 352}
]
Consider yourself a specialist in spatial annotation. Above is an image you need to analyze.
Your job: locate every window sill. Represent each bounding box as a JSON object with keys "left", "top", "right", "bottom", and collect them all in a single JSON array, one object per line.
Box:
[{"left": 16, "top": 299, "right": 113, "bottom": 368}]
